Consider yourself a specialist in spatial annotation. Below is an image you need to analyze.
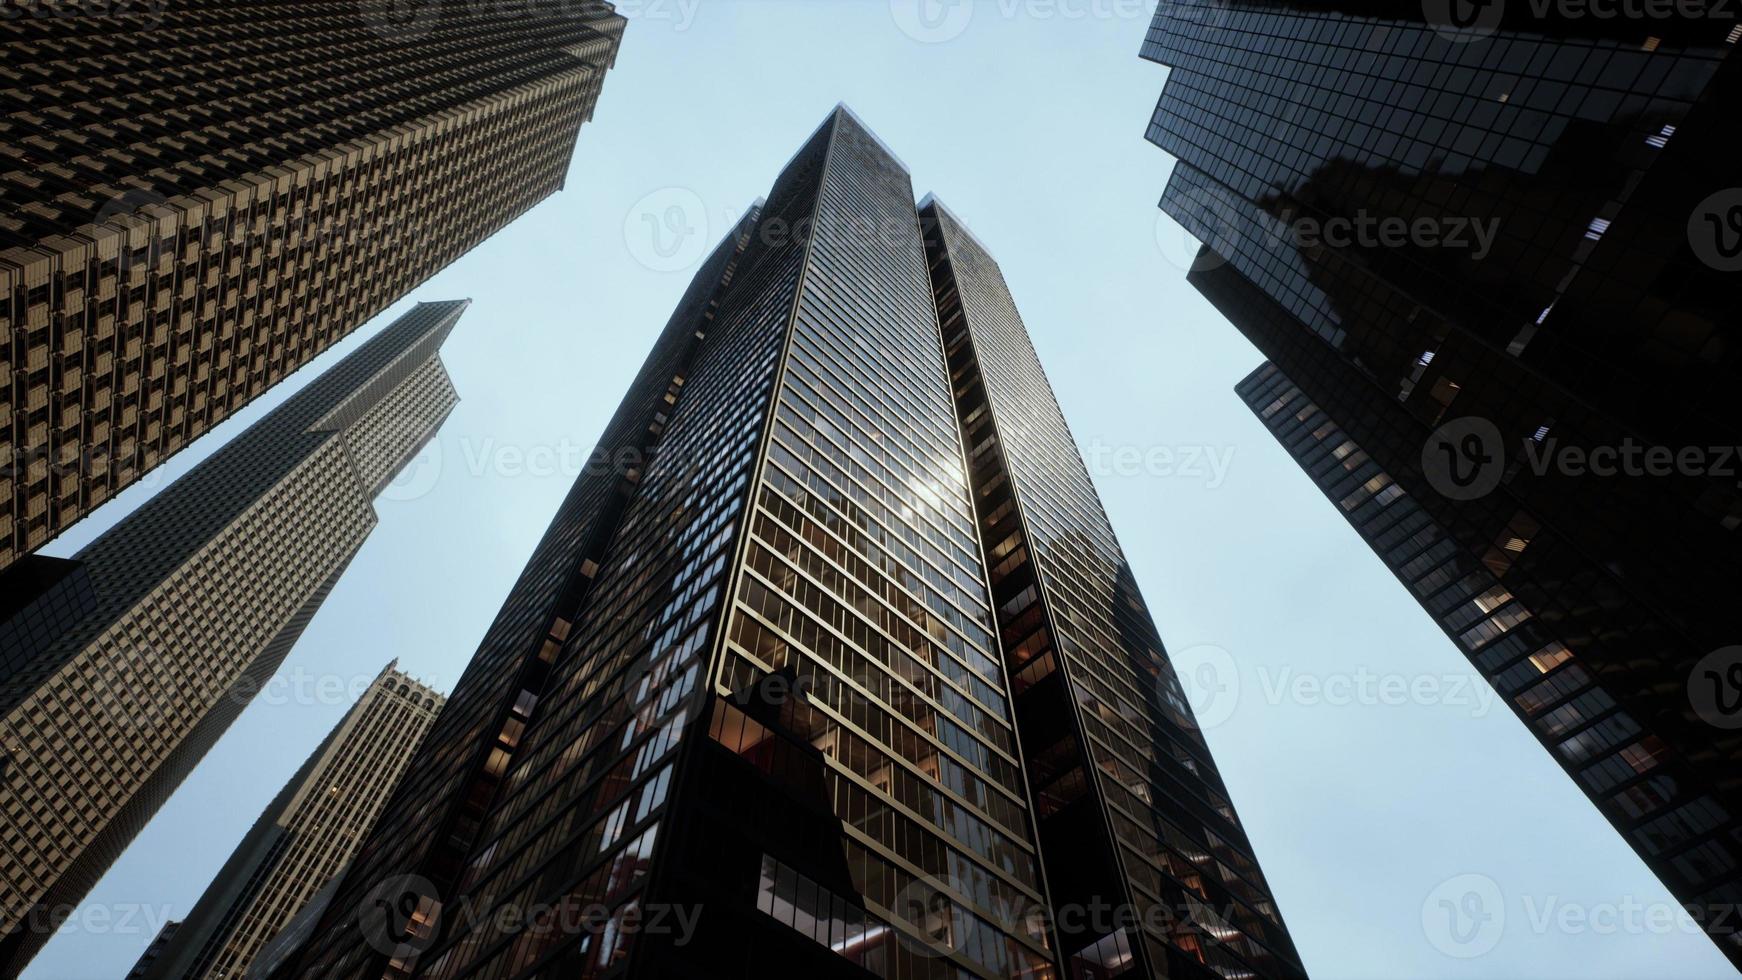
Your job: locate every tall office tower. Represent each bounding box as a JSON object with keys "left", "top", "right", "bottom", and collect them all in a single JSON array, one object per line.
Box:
[
  {"left": 922, "top": 199, "right": 1302, "bottom": 980},
  {"left": 272, "top": 108, "right": 1299, "bottom": 980},
  {"left": 135, "top": 662, "right": 445, "bottom": 980},
  {"left": 271, "top": 197, "right": 769, "bottom": 980},
  {"left": 0, "top": 0, "right": 624, "bottom": 573},
  {"left": 0, "top": 299, "right": 467, "bottom": 974},
  {"left": 1144, "top": 0, "right": 1742, "bottom": 965}
]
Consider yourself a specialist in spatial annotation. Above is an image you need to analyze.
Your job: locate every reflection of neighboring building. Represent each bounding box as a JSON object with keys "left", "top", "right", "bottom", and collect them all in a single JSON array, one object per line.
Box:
[
  {"left": 270, "top": 108, "right": 1306, "bottom": 980},
  {"left": 138, "top": 663, "right": 444, "bottom": 980},
  {"left": 0, "top": 301, "right": 466, "bottom": 976},
  {"left": 1145, "top": 1, "right": 1742, "bottom": 966}
]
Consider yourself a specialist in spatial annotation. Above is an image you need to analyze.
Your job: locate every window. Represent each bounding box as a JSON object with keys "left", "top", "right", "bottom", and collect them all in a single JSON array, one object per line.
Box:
[
  {"left": 1528, "top": 644, "right": 1572, "bottom": 674},
  {"left": 1427, "top": 377, "right": 1460, "bottom": 423}
]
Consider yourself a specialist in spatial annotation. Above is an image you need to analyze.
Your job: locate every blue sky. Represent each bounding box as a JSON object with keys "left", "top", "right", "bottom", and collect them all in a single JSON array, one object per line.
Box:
[{"left": 27, "top": 3, "right": 1736, "bottom": 978}]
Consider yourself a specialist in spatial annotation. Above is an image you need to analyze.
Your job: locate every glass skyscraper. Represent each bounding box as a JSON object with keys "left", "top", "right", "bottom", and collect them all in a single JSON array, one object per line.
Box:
[
  {"left": 266, "top": 108, "right": 1303, "bottom": 980},
  {"left": 1144, "top": 0, "right": 1742, "bottom": 966}
]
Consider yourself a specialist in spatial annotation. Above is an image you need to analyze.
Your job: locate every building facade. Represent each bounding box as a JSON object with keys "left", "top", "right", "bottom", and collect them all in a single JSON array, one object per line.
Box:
[
  {"left": 0, "top": 0, "right": 624, "bottom": 572},
  {"left": 124, "top": 920, "right": 181, "bottom": 979},
  {"left": 136, "top": 662, "right": 445, "bottom": 980},
  {"left": 923, "top": 198, "right": 1300, "bottom": 980},
  {"left": 1144, "top": 0, "right": 1742, "bottom": 965},
  {"left": 0, "top": 299, "right": 467, "bottom": 974},
  {"left": 270, "top": 108, "right": 1301, "bottom": 980}
]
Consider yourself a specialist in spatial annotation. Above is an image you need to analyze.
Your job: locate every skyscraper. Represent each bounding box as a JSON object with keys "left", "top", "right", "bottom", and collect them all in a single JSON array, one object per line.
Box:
[
  {"left": 135, "top": 662, "right": 445, "bottom": 980},
  {"left": 0, "top": 0, "right": 624, "bottom": 572},
  {"left": 270, "top": 108, "right": 1301, "bottom": 980},
  {"left": 0, "top": 299, "right": 467, "bottom": 974},
  {"left": 1143, "top": 0, "right": 1742, "bottom": 965},
  {"left": 922, "top": 198, "right": 1301, "bottom": 980}
]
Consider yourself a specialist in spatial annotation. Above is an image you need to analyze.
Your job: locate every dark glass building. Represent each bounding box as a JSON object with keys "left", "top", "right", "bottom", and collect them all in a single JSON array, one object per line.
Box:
[
  {"left": 268, "top": 108, "right": 1303, "bottom": 980},
  {"left": 1144, "top": 0, "right": 1742, "bottom": 965},
  {"left": 0, "top": 0, "right": 623, "bottom": 573},
  {"left": 0, "top": 300, "right": 466, "bottom": 975},
  {"left": 922, "top": 198, "right": 1300, "bottom": 980}
]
